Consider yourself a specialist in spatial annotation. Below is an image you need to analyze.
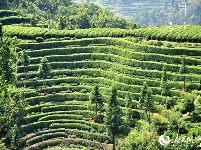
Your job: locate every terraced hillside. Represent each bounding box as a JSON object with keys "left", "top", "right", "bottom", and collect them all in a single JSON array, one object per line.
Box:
[
  {"left": 4, "top": 24, "right": 201, "bottom": 42},
  {"left": 0, "top": 10, "right": 30, "bottom": 25},
  {"left": 3, "top": 24, "right": 201, "bottom": 149}
]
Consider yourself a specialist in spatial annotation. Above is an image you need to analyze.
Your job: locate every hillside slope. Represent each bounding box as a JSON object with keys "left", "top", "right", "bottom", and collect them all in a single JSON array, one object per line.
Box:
[
  {"left": 1, "top": 24, "right": 200, "bottom": 149},
  {"left": 76, "top": 0, "right": 201, "bottom": 26}
]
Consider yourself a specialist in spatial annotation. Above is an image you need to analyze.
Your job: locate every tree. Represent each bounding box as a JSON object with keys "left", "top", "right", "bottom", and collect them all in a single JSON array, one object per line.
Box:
[
  {"left": 139, "top": 82, "right": 148, "bottom": 109},
  {"left": 30, "top": 15, "right": 37, "bottom": 27},
  {"left": 0, "top": 85, "right": 12, "bottom": 138},
  {"left": 90, "top": 85, "right": 103, "bottom": 122},
  {"left": 0, "top": 37, "right": 18, "bottom": 84},
  {"left": 18, "top": 50, "right": 30, "bottom": 79},
  {"left": 179, "top": 55, "right": 187, "bottom": 90},
  {"left": 140, "top": 82, "right": 154, "bottom": 124},
  {"left": 183, "top": 99, "right": 195, "bottom": 115},
  {"left": 38, "top": 57, "right": 51, "bottom": 89},
  {"left": 125, "top": 92, "right": 132, "bottom": 108},
  {"left": 10, "top": 124, "right": 19, "bottom": 150},
  {"left": 0, "top": 29, "right": 19, "bottom": 150},
  {"left": 161, "top": 65, "right": 169, "bottom": 104},
  {"left": 10, "top": 90, "right": 26, "bottom": 127},
  {"left": 58, "top": 16, "right": 66, "bottom": 30},
  {"left": 105, "top": 87, "right": 122, "bottom": 150},
  {"left": 119, "top": 120, "right": 159, "bottom": 150},
  {"left": 145, "top": 88, "right": 154, "bottom": 124},
  {"left": 125, "top": 92, "right": 134, "bottom": 127},
  {"left": 0, "top": 0, "right": 8, "bottom": 9}
]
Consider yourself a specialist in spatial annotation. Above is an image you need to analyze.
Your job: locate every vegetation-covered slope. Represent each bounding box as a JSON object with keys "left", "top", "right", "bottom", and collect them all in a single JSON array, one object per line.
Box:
[
  {"left": 1, "top": 10, "right": 201, "bottom": 149},
  {"left": 0, "top": 0, "right": 139, "bottom": 29},
  {"left": 3, "top": 24, "right": 201, "bottom": 42},
  {"left": 0, "top": 10, "right": 30, "bottom": 25},
  {"left": 1, "top": 23, "right": 201, "bottom": 149},
  {"left": 79, "top": 0, "right": 201, "bottom": 26}
]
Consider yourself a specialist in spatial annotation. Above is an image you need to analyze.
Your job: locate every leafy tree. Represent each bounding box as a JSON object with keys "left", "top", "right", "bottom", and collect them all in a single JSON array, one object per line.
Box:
[
  {"left": 76, "top": 12, "right": 90, "bottom": 29},
  {"left": 18, "top": 50, "right": 30, "bottom": 79},
  {"left": 10, "top": 90, "right": 26, "bottom": 127},
  {"left": 166, "top": 98, "right": 176, "bottom": 109},
  {"left": 151, "top": 114, "right": 169, "bottom": 135},
  {"left": 0, "top": 29, "right": 20, "bottom": 150},
  {"left": 162, "top": 109, "right": 180, "bottom": 132},
  {"left": 0, "top": 0, "right": 8, "bottom": 9},
  {"left": 0, "top": 85, "right": 12, "bottom": 137},
  {"left": 119, "top": 120, "right": 159, "bottom": 150},
  {"left": 179, "top": 55, "right": 187, "bottom": 90},
  {"left": 105, "top": 87, "right": 123, "bottom": 150},
  {"left": 183, "top": 99, "right": 195, "bottom": 115},
  {"left": 30, "top": 15, "right": 37, "bottom": 27},
  {"left": 0, "top": 37, "right": 18, "bottom": 84},
  {"left": 90, "top": 85, "right": 103, "bottom": 122},
  {"left": 10, "top": 124, "right": 19, "bottom": 150},
  {"left": 38, "top": 57, "right": 51, "bottom": 89},
  {"left": 58, "top": 16, "right": 66, "bottom": 30}
]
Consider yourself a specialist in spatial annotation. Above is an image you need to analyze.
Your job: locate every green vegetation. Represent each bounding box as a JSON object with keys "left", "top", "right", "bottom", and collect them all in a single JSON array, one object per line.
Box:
[
  {"left": 105, "top": 87, "right": 122, "bottom": 150},
  {"left": 90, "top": 85, "right": 104, "bottom": 122},
  {"left": 0, "top": 0, "right": 139, "bottom": 29},
  {"left": 38, "top": 57, "right": 51, "bottom": 89},
  {"left": 1, "top": 1, "right": 201, "bottom": 150},
  {"left": 89, "top": 0, "right": 201, "bottom": 26}
]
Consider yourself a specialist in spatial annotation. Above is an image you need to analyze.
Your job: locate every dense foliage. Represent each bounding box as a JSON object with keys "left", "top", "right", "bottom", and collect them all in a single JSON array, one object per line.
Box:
[
  {"left": 0, "top": 0, "right": 139, "bottom": 29},
  {"left": 3, "top": 24, "right": 201, "bottom": 42},
  {"left": 1, "top": 2, "right": 201, "bottom": 149},
  {"left": 0, "top": 30, "right": 26, "bottom": 150},
  {"left": 88, "top": 0, "right": 201, "bottom": 26}
]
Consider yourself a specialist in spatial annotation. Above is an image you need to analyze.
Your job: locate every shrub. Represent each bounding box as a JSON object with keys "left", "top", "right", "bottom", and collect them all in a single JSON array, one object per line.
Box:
[{"left": 24, "top": 138, "right": 110, "bottom": 150}]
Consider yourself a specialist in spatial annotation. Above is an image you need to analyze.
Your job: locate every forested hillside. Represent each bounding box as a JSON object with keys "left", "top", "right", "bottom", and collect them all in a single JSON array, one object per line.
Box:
[
  {"left": 76, "top": 0, "right": 201, "bottom": 26},
  {"left": 0, "top": 0, "right": 139, "bottom": 29},
  {"left": 1, "top": 0, "right": 201, "bottom": 150}
]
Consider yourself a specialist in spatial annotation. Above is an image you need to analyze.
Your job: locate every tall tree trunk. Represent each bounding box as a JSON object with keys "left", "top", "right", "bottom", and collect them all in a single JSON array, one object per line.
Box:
[
  {"left": 112, "top": 134, "right": 115, "bottom": 150},
  {"left": 95, "top": 102, "right": 97, "bottom": 119}
]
